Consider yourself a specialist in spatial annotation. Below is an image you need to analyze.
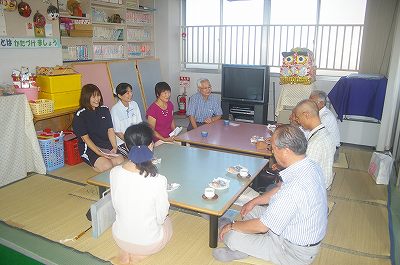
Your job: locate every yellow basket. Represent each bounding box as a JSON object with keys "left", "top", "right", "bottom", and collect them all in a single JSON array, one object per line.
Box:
[{"left": 29, "top": 99, "right": 55, "bottom": 115}]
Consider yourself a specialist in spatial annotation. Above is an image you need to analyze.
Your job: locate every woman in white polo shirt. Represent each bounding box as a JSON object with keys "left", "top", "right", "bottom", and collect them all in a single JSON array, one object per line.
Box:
[{"left": 110, "top": 82, "right": 142, "bottom": 157}]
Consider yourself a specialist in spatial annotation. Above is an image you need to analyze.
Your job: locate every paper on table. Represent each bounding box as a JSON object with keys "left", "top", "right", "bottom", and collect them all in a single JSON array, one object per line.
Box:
[
  {"left": 99, "top": 148, "right": 119, "bottom": 157},
  {"left": 167, "top": 183, "right": 180, "bottom": 192},
  {"left": 169, "top": 126, "right": 183, "bottom": 137},
  {"left": 227, "top": 165, "right": 244, "bottom": 174},
  {"left": 267, "top": 124, "right": 276, "bottom": 133},
  {"left": 152, "top": 157, "right": 161, "bottom": 164},
  {"left": 209, "top": 177, "right": 230, "bottom": 190},
  {"left": 229, "top": 122, "right": 240, "bottom": 126}
]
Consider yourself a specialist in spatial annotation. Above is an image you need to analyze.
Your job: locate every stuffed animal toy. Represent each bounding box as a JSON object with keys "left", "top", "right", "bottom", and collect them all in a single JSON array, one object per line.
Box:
[
  {"left": 67, "top": 0, "right": 83, "bottom": 17},
  {"left": 20, "top": 66, "right": 31, "bottom": 82},
  {"left": 108, "top": 14, "right": 123, "bottom": 24}
]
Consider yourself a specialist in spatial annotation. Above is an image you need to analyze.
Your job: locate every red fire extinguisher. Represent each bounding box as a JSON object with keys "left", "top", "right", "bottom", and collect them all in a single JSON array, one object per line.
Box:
[{"left": 177, "top": 94, "right": 187, "bottom": 115}]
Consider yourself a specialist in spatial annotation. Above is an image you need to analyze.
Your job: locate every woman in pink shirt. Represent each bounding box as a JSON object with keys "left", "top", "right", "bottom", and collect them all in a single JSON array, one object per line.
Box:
[{"left": 146, "top": 82, "right": 176, "bottom": 143}]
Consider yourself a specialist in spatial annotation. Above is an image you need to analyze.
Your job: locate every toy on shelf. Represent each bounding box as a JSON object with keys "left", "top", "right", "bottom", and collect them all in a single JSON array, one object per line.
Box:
[
  {"left": 67, "top": 0, "right": 83, "bottom": 17},
  {"left": 280, "top": 47, "right": 316, "bottom": 85},
  {"left": 12, "top": 66, "right": 37, "bottom": 89}
]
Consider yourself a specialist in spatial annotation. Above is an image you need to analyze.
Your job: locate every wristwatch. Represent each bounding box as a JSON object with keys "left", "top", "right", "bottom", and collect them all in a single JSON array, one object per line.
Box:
[{"left": 230, "top": 220, "right": 235, "bottom": 231}]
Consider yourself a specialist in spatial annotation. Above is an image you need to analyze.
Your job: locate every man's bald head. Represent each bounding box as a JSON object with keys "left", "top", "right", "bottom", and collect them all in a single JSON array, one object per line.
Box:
[
  {"left": 294, "top": 99, "right": 321, "bottom": 130},
  {"left": 296, "top": 99, "right": 319, "bottom": 118}
]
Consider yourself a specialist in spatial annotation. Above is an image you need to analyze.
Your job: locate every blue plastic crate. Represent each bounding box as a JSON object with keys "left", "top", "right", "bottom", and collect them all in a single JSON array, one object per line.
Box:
[{"left": 38, "top": 135, "right": 65, "bottom": 172}]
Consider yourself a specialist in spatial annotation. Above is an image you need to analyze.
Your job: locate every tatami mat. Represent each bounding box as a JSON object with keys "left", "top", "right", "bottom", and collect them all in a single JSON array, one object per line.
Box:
[
  {"left": 323, "top": 199, "right": 390, "bottom": 257},
  {"left": 341, "top": 147, "right": 373, "bottom": 171},
  {"left": 333, "top": 152, "right": 349, "bottom": 169},
  {"left": 50, "top": 163, "right": 98, "bottom": 184},
  {"left": 69, "top": 184, "right": 100, "bottom": 201},
  {"left": 0, "top": 174, "right": 93, "bottom": 244},
  {"left": 329, "top": 168, "right": 388, "bottom": 205},
  {"left": 0, "top": 174, "right": 255, "bottom": 265},
  {"left": 313, "top": 245, "right": 391, "bottom": 265}
]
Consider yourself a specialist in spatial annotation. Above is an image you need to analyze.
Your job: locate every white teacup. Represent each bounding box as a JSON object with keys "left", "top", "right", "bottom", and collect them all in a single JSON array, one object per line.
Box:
[
  {"left": 204, "top": 187, "right": 215, "bottom": 199},
  {"left": 239, "top": 168, "right": 249, "bottom": 177}
]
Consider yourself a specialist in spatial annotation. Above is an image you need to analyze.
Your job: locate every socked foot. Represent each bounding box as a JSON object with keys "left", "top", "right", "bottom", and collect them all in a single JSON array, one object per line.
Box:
[
  {"left": 212, "top": 247, "right": 249, "bottom": 262},
  {"left": 129, "top": 254, "right": 147, "bottom": 264}
]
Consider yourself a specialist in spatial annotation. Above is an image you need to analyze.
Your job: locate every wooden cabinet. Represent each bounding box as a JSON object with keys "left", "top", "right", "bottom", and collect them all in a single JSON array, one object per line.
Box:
[{"left": 59, "top": 0, "right": 155, "bottom": 63}]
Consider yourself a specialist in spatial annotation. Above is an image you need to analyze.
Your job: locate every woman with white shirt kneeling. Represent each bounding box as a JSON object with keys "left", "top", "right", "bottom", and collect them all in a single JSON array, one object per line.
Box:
[{"left": 110, "top": 122, "right": 172, "bottom": 264}]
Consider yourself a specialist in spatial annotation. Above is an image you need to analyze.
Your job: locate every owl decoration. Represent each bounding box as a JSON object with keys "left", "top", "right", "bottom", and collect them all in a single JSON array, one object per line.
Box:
[{"left": 280, "top": 47, "right": 316, "bottom": 85}]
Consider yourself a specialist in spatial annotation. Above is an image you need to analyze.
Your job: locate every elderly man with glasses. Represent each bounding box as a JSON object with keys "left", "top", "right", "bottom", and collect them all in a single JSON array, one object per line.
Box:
[{"left": 186, "top": 78, "right": 223, "bottom": 131}]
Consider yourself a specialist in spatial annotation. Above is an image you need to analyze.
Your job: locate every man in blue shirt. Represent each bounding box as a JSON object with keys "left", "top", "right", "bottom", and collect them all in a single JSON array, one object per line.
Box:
[
  {"left": 213, "top": 124, "right": 327, "bottom": 265},
  {"left": 186, "top": 78, "right": 223, "bottom": 131}
]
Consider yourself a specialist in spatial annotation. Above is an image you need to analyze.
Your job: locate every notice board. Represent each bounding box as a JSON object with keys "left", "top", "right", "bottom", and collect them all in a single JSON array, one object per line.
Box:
[{"left": 108, "top": 60, "right": 146, "bottom": 121}]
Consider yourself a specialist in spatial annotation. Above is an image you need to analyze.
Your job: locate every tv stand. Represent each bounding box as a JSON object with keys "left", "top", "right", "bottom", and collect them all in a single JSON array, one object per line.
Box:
[{"left": 222, "top": 101, "right": 267, "bottom": 125}]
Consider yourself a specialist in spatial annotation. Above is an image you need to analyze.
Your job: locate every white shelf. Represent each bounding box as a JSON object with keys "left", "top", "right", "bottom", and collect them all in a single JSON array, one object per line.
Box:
[
  {"left": 92, "top": 21, "right": 126, "bottom": 26},
  {"left": 59, "top": 15, "right": 91, "bottom": 19},
  {"left": 60, "top": 0, "right": 155, "bottom": 62},
  {"left": 127, "top": 40, "right": 153, "bottom": 43},
  {"left": 93, "top": 40, "right": 125, "bottom": 43},
  {"left": 93, "top": 57, "right": 125, "bottom": 61},
  {"left": 61, "top": 36, "right": 92, "bottom": 39},
  {"left": 126, "top": 23, "right": 153, "bottom": 27},
  {"left": 91, "top": 1, "right": 125, "bottom": 9},
  {"left": 127, "top": 7, "right": 156, "bottom": 12},
  {"left": 63, "top": 59, "right": 93, "bottom": 63}
]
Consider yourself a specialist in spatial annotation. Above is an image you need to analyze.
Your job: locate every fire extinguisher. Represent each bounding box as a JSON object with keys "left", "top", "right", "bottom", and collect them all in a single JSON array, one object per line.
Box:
[{"left": 177, "top": 94, "right": 187, "bottom": 115}]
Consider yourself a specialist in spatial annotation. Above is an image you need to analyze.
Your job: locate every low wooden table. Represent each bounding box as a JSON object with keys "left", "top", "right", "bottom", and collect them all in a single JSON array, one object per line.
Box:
[
  {"left": 175, "top": 120, "right": 272, "bottom": 158},
  {"left": 88, "top": 144, "right": 268, "bottom": 248}
]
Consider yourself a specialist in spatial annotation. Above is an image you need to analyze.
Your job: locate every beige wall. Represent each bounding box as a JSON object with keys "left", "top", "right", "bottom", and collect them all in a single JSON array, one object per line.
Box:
[{"left": 359, "top": 0, "right": 398, "bottom": 75}]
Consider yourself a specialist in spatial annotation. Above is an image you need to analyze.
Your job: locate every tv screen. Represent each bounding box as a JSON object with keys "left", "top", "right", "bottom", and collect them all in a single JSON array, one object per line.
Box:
[{"left": 221, "top": 64, "right": 268, "bottom": 103}]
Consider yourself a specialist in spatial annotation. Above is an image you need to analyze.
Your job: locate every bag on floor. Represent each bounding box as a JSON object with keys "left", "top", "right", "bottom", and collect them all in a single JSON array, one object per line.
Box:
[
  {"left": 368, "top": 152, "right": 393, "bottom": 185},
  {"left": 90, "top": 190, "right": 116, "bottom": 238}
]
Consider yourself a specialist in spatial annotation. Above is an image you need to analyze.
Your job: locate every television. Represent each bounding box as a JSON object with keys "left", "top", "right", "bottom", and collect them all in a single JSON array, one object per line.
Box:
[{"left": 221, "top": 64, "right": 269, "bottom": 104}]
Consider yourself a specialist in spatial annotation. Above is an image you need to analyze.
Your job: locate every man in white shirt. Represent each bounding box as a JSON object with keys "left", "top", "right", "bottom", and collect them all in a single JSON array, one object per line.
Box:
[
  {"left": 293, "top": 100, "right": 336, "bottom": 189},
  {"left": 213, "top": 125, "right": 327, "bottom": 265},
  {"left": 309, "top": 90, "right": 341, "bottom": 160}
]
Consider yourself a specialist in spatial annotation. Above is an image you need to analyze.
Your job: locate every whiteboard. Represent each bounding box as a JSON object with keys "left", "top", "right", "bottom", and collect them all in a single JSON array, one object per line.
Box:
[{"left": 136, "top": 59, "right": 162, "bottom": 109}]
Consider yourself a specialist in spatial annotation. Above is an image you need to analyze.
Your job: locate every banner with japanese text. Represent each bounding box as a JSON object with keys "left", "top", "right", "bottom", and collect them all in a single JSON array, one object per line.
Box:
[{"left": 0, "top": 37, "right": 60, "bottom": 48}]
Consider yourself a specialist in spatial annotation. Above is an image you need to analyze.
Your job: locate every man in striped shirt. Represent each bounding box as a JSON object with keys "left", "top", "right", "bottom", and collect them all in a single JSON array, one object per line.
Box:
[
  {"left": 213, "top": 125, "right": 327, "bottom": 265},
  {"left": 186, "top": 78, "right": 223, "bottom": 131},
  {"left": 293, "top": 100, "right": 336, "bottom": 189}
]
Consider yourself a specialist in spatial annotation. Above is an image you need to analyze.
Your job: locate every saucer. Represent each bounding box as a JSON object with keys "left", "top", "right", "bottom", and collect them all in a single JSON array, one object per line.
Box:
[
  {"left": 237, "top": 173, "right": 251, "bottom": 179},
  {"left": 202, "top": 194, "right": 218, "bottom": 200}
]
